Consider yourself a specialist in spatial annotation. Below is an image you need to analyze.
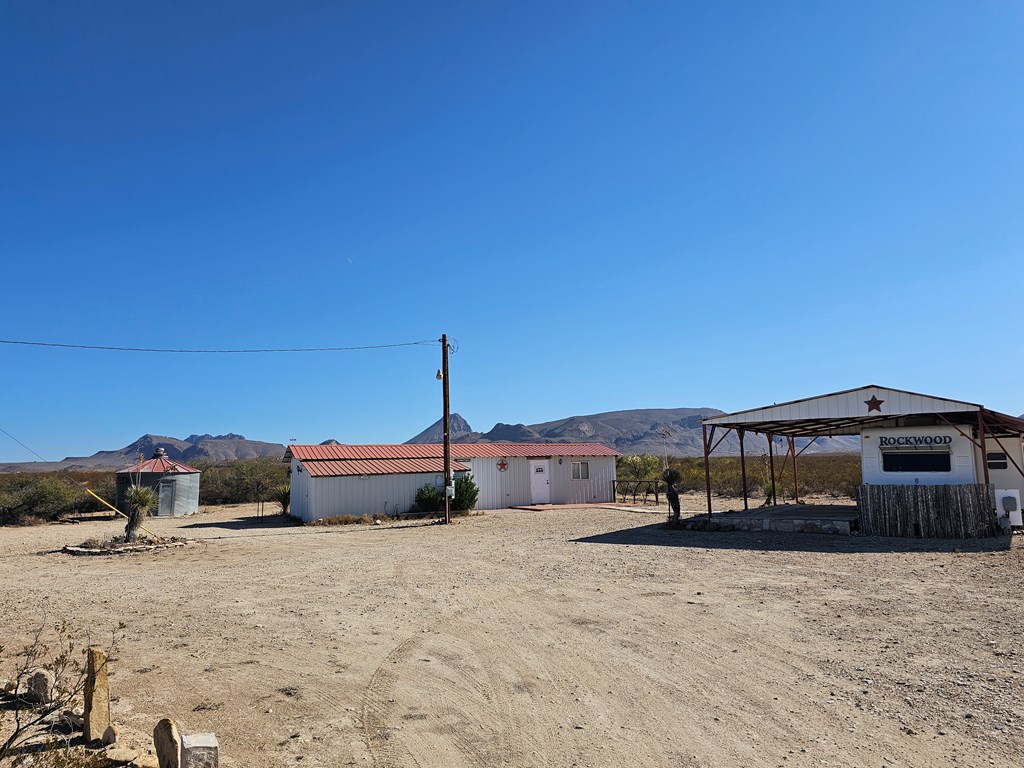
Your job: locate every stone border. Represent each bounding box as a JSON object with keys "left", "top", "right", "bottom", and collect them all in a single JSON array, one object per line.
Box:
[{"left": 63, "top": 541, "right": 190, "bottom": 556}]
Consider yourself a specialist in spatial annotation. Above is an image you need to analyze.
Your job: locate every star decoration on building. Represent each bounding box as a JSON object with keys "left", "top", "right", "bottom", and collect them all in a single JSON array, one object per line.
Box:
[
  {"left": 497, "top": 460, "right": 508, "bottom": 472},
  {"left": 864, "top": 395, "right": 884, "bottom": 413}
]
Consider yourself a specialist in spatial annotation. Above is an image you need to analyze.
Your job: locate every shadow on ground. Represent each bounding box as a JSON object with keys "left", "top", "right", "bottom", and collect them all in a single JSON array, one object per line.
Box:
[
  {"left": 182, "top": 514, "right": 301, "bottom": 531},
  {"left": 573, "top": 523, "right": 1015, "bottom": 554}
]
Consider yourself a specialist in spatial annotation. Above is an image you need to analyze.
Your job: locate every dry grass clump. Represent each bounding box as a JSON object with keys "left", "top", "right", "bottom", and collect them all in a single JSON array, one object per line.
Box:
[{"left": 313, "top": 513, "right": 375, "bottom": 526}]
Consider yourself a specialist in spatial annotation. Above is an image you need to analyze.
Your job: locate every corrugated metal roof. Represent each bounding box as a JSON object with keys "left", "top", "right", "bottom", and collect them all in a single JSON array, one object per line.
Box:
[
  {"left": 453, "top": 443, "right": 619, "bottom": 458},
  {"left": 300, "top": 457, "right": 471, "bottom": 478},
  {"left": 701, "top": 384, "right": 1024, "bottom": 438},
  {"left": 287, "top": 442, "right": 619, "bottom": 461},
  {"left": 117, "top": 456, "right": 200, "bottom": 474}
]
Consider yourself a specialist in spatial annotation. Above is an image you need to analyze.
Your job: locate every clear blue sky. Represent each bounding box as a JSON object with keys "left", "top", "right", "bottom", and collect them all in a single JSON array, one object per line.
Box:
[{"left": 2, "top": 1, "right": 1023, "bottom": 461}]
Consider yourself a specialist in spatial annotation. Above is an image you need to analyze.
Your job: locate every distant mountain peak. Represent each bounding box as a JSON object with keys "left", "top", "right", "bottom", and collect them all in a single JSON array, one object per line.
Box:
[{"left": 405, "top": 413, "right": 473, "bottom": 444}]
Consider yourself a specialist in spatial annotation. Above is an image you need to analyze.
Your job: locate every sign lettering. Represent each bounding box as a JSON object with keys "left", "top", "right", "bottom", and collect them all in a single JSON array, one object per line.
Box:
[{"left": 878, "top": 435, "right": 952, "bottom": 447}]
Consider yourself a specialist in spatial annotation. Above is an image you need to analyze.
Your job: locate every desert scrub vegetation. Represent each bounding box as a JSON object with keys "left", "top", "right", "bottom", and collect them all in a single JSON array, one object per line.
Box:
[
  {"left": 0, "top": 473, "right": 115, "bottom": 526},
  {"left": 187, "top": 457, "right": 289, "bottom": 505},
  {"left": 0, "top": 459, "right": 290, "bottom": 526},
  {"left": 411, "top": 475, "right": 479, "bottom": 515},
  {"left": 313, "top": 513, "right": 375, "bottom": 526},
  {"left": 617, "top": 453, "right": 861, "bottom": 500},
  {"left": 0, "top": 620, "right": 118, "bottom": 765}
]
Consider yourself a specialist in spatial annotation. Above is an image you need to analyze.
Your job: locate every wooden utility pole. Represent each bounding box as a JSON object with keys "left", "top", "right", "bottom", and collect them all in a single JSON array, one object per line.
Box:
[{"left": 441, "top": 334, "right": 451, "bottom": 525}]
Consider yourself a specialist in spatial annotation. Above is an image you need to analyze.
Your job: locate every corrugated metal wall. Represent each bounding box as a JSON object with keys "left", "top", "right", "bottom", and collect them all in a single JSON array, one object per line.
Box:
[
  {"left": 549, "top": 456, "right": 615, "bottom": 504},
  {"left": 468, "top": 457, "right": 533, "bottom": 509},
  {"left": 468, "top": 455, "right": 616, "bottom": 507},
  {"left": 290, "top": 459, "right": 311, "bottom": 522},
  {"left": 309, "top": 471, "right": 444, "bottom": 521},
  {"left": 115, "top": 472, "right": 200, "bottom": 517},
  {"left": 293, "top": 453, "right": 618, "bottom": 521}
]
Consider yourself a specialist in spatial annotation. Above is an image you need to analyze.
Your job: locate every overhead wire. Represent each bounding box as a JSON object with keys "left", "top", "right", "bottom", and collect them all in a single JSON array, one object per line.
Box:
[
  {"left": 0, "top": 338, "right": 439, "bottom": 354},
  {"left": 0, "top": 425, "right": 50, "bottom": 463}
]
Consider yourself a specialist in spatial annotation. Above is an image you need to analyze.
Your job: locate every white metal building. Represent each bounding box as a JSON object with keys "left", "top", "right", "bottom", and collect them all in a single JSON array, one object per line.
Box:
[{"left": 285, "top": 442, "right": 619, "bottom": 523}]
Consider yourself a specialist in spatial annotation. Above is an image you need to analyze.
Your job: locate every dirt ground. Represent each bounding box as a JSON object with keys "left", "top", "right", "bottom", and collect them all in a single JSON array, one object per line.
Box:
[{"left": 1, "top": 502, "right": 1022, "bottom": 768}]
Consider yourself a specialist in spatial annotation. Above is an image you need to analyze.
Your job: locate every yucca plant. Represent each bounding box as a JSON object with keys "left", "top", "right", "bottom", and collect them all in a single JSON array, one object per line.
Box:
[
  {"left": 124, "top": 484, "right": 158, "bottom": 543},
  {"left": 662, "top": 468, "right": 682, "bottom": 523}
]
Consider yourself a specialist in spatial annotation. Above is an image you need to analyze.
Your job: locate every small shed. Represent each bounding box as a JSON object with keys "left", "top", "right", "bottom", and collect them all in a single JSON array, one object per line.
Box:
[{"left": 116, "top": 448, "right": 201, "bottom": 517}]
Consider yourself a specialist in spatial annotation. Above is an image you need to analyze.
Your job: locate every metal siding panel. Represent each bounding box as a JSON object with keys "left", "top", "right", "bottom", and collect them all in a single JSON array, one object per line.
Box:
[
  {"left": 550, "top": 457, "right": 616, "bottom": 504},
  {"left": 309, "top": 472, "right": 441, "bottom": 521}
]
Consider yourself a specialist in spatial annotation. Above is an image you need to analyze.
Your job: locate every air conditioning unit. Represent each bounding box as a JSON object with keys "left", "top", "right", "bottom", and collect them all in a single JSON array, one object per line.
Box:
[{"left": 994, "top": 489, "right": 1023, "bottom": 527}]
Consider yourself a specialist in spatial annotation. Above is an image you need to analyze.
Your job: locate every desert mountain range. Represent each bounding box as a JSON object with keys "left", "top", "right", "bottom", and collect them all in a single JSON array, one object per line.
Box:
[
  {"left": 0, "top": 406, "right": 859, "bottom": 473},
  {"left": 408, "top": 408, "right": 860, "bottom": 456}
]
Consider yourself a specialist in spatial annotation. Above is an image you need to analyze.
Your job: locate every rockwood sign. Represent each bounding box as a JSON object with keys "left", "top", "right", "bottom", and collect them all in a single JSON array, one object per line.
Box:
[{"left": 878, "top": 435, "right": 953, "bottom": 447}]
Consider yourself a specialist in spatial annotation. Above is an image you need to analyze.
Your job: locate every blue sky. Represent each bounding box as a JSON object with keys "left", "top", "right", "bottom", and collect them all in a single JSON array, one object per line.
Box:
[{"left": 2, "top": 1, "right": 1023, "bottom": 461}]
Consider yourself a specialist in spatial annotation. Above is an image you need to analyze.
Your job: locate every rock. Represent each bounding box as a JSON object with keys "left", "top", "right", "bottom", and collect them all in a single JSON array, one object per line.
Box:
[
  {"left": 63, "top": 707, "right": 85, "bottom": 728},
  {"left": 132, "top": 756, "right": 160, "bottom": 768},
  {"left": 104, "top": 747, "right": 141, "bottom": 766},
  {"left": 103, "top": 724, "right": 119, "bottom": 745},
  {"left": 154, "top": 718, "right": 182, "bottom": 768},
  {"left": 84, "top": 647, "right": 111, "bottom": 742},
  {"left": 26, "top": 669, "right": 56, "bottom": 703},
  {"left": 180, "top": 733, "right": 219, "bottom": 768}
]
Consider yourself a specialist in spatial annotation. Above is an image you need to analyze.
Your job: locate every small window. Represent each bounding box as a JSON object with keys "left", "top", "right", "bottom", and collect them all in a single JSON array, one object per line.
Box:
[
  {"left": 987, "top": 452, "right": 1008, "bottom": 470},
  {"left": 571, "top": 461, "right": 589, "bottom": 480},
  {"left": 882, "top": 452, "right": 951, "bottom": 473}
]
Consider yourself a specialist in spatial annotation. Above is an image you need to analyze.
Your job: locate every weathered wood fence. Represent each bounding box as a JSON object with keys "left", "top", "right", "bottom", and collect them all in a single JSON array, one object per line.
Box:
[{"left": 856, "top": 484, "right": 1001, "bottom": 538}]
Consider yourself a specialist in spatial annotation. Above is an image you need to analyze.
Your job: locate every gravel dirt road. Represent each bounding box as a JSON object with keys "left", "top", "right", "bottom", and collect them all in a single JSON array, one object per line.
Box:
[{"left": 1, "top": 504, "right": 1021, "bottom": 767}]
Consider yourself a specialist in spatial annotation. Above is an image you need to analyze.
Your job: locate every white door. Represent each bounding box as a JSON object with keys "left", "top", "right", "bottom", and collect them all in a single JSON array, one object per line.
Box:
[{"left": 530, "top": 460, "right": 550, "bottom": 504}]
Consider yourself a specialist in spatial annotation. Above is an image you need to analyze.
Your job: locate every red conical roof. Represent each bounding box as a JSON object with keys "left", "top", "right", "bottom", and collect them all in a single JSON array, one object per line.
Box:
[{"left": 117, "top": 448, "right": 199, "bottom": 474}]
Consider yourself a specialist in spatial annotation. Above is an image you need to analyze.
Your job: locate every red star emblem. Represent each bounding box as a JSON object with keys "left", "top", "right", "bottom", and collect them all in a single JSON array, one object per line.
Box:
[
  {"left": 497, "top": 460, "right": 508, "bottom": 472},
  {"left": 864, "top": 395, "right": 884, "bottom": 413}
]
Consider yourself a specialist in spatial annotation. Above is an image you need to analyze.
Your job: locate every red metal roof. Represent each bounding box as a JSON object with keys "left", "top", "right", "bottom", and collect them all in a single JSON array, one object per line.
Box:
[
  {"left": 301, "top": 457, "right": 470, "bottom": 478},
  {"left": 287, "top": 442, "right": 619, "bottom": 461},
  {"left": 117, "top": 456, "right": 200, "bottom": 474}
]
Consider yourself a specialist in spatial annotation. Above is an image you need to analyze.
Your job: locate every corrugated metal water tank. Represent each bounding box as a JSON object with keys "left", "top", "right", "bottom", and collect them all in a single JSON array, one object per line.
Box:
[{"left": 115, "top": 448, "right": 201, "bottom": 517}]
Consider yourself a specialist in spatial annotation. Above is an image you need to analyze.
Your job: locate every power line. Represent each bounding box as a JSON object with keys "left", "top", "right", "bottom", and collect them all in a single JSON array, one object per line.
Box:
[
  {"left": 0, "top": 425, "right": 50, "bottom": 463},
  {"left": 0, "top": 338, "right": 438, "bottom": 354}
]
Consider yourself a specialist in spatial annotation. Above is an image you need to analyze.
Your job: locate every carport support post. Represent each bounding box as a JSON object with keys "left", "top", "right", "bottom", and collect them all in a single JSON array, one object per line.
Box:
[
  {"left": 702, "top": 423, "right": 713, "bottom": 520},
  {"left": 789, "top": 436, "right": 801, "bottom": 504},
  {"left": 739, "top": 429, "right": 748, "bottom": 511},
  {"left": 441, "top": 334, "right": 451, "bottom": 525},
  {"left": 767, "top": 433, "right": 777, "bottom": 506},
  {"left": 978, "top": 408, "right": 990, "bottom": 486}
]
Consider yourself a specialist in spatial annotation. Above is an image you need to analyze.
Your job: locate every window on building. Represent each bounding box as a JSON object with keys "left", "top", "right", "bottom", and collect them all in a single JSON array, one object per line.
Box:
[
  {"left": 571, "top": 461, "right": 590, "bottom": 480},
  {"left": 881, "top": 452, "right": 951, "bottom": 473},
  {"left": 987, "top": 452, "right": 1008, "bottom": 470}
]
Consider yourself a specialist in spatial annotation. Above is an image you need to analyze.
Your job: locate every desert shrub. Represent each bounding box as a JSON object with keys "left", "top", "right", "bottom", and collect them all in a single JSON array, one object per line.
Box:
[
  {"left": 617, "top": 454, "right": 662, "bottom": 481},
  {"left": 414, "top": 483, "right": 443, "bottom": 513},
  {"left": 274, "top": 485, "right": 290, "bottom": 514},
  {"left": 193, "top": 458, "right": 288, "bottom": 505},
  {"left": 0, "top": 473, "right": 94, "bottom": 525},
  {"left": 452, "top": 475, "right": 479, "bottom": 512},
  {"left": 0, "top": 620, "right": 119, "bottom": 764}
]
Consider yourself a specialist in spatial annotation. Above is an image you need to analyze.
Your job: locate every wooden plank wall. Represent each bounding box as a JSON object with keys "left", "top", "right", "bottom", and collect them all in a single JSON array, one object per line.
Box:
[{"left": 856, "top": 484, "right": 1001, "bottom": 538}]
